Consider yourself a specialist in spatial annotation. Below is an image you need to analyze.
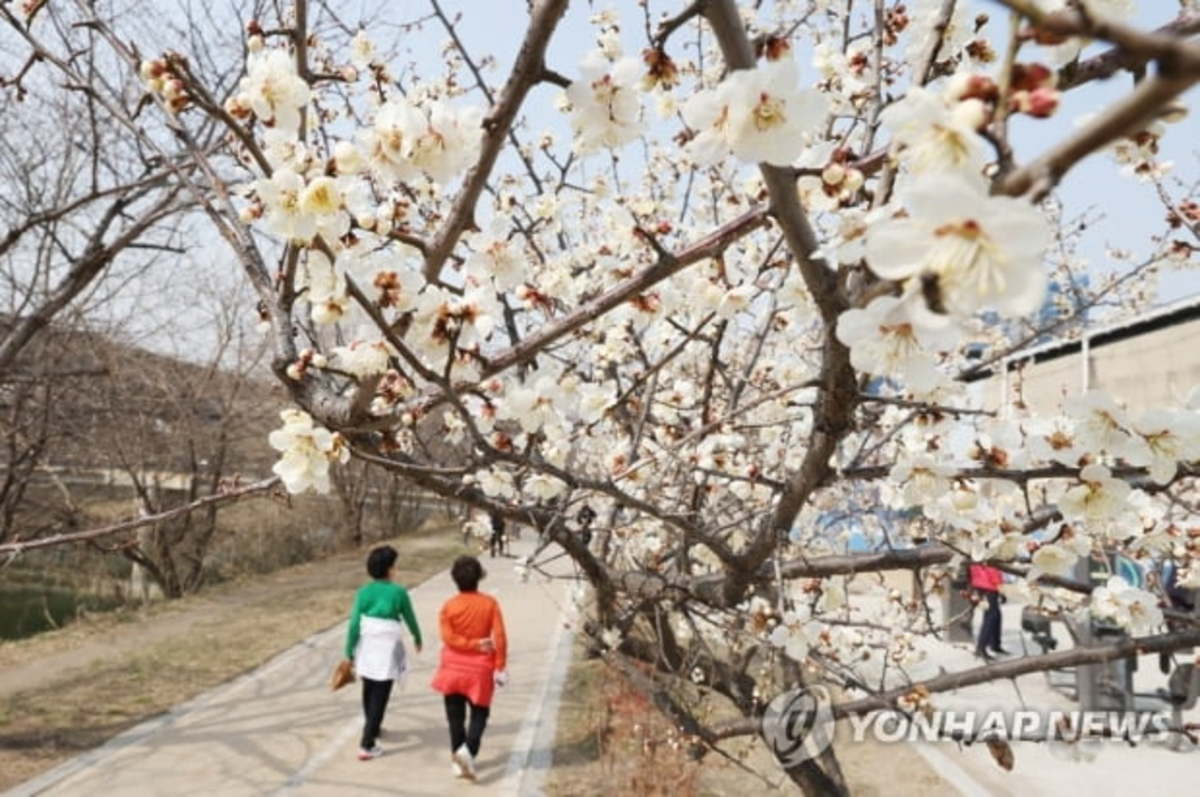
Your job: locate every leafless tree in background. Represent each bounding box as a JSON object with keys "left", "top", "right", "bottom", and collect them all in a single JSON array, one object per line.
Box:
[
  {"left": 77, "top": 283, "right": 274, "bottom": 597},
  {"left": 0, "top": 0, "right": 291, "bottom": 569}
]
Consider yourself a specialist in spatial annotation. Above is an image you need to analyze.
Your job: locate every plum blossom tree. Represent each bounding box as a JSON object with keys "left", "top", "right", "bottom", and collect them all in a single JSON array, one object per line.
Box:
[{"left": 7, "top": 0, "right": 1200, "bottom": 792}]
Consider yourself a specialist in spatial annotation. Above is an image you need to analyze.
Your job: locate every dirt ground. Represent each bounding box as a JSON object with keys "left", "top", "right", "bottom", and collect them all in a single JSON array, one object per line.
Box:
[
  {"left": 545, "top": 649, "right": 949, "bottom": 797},
  {"left": 0, "top": 523, "right": 464, "bottom": 791}
]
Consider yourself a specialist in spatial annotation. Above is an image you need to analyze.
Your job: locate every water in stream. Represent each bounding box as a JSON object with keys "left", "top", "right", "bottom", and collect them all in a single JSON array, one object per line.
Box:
[{"left": 0, "top": 581, "right": 123, "bottom": 640}]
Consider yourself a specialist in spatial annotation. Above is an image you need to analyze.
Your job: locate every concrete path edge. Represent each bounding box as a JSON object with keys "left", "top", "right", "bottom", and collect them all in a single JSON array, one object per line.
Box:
[
  {"left": 3, "top": 623, "right": 344, "bottom": 797},
  {"left": 507, "top": 593, "right": 578, "bottom": 796}
]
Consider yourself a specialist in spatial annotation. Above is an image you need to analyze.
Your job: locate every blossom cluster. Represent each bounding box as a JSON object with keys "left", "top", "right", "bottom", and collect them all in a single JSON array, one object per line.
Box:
[{"left": 267, "top": 409, "right": 349, "bottom": 493}]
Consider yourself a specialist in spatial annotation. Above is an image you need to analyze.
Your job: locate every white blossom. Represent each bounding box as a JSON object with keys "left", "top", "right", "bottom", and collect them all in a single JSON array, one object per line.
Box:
[
  {"left": 1026, "top": 416, "right": 1084, "bottom": 466},
  {"left": 1090, "top": 575, "right": 1163, "bottom": 635},
  {"left": 333, "top": 140, "right": 365, "bottom": 174},
  {"left": 268, "top": 409, "right": 349, "bottom": 493},
  {"left": 477, "top": 467, "right": 516, "bottom": 499},
  {"left": 295, "top": 251, "right": 348, "bottom": 325},
  {"left": 239, "top": 48, "right": 310, "bottom": 131},
  {"left": 577, "top": 382, "right": 614, "bottom": 424},
  {"left": 905, "top": 0, "right": 974, "bottom": 66},
  {"left": 889, "top": 454, "right": 955, "bottom": 506},
  {"left": 298, "top": 175, "right": 350, "bottom": 241},
  {"left": 1057, "top": 464, "right": 1132, "bottom": 524},
  {"left": 683, "top": 58, "right": 827, "bottom": 166},
  {"left": 349, "top": 30, "right": 376, "bottom": 70},
  {"left": 565, "top": 51, "right": 643, "bottom": 153},
  {"left": 835, "top": 294, "right": 951, "bottom": 391},
  {"left": 498, "top": 375, "right": 561, "bottom": 434},
  {"left": 408, "top": 101, "right": 484, "bottom": 183},
  {"left": 1177, "top": 565, "right": 1200, "bottom": 589},
  {"left": 465, "top": 221, "right": 526, "bottom": 291},
  {"left": 526, "top": 472, "right": 567, "bottom": 500},
  {"left": 360, "top": 97, "right": 481, "bottom": 184},
  {"left": 1126, "top": 409, "right": 1200, "bottom": 484},
  {"left": 329, "top": 339, "right": 393, "bottom": 379},
  {"left": 1029, "top": 543, "right": 1076, "bottom": 581},
  {"left": 1064, "top": 390, "right": 1141, "bottom": 458},
  {"left": 880, "top": 88, "right": 989, "bottom": 180},
  {"left": 256, "top": 169, "right": 317, "bottom": 242},
  {"left": 866, "top": 175, "right": 1051, "bottom": 318},
  {"left": 817, "top": 582, "right": 846, "bottom": 613},
  {"left": 769, "top": 609, "right": 816, "bottom": 661}
]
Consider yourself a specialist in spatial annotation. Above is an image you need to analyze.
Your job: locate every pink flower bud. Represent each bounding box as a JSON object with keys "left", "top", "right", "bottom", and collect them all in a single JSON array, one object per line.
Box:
[{"left": 1023, "top": 86, "right": 1059, "bottom": 118}]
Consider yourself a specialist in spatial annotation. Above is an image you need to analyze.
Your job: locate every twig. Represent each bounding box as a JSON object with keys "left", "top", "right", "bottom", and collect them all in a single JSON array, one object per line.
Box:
[{"left": 0, "top": 477, "right": 280, "bottom": 556}]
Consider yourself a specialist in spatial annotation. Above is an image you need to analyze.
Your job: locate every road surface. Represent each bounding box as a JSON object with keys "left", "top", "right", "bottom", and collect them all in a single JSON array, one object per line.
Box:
[{"left": 8, "top": 537, "right": 576, "bottom": 797}]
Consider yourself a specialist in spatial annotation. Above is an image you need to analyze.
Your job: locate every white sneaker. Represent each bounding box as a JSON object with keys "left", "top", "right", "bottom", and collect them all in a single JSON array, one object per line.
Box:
[
  {"left": 453, "top": 745, "right": 476, "bottom": 781},
  {"left": 358, "top": 745, "right": 383, "bottom": 761},
  {"left": 451, "top": 755, "right": 464, "bottom": 778}
]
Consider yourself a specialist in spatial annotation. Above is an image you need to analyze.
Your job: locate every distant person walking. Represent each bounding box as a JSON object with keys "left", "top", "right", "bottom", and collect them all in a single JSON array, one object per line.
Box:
[
  {"left": 344, "top": 545, "right": 422, "bottom": 761},
  {"left": 488, "top": 511, "right": 506, "bottom": 558},
  {"left": 431, "top": 556, "right": 508, "bottom": 781},
  {"left": 970, "top": 563, "right": 1007, "bottom": 660},
  {"left": 576, "top": 504, "right": 596, "bottom": 547}
]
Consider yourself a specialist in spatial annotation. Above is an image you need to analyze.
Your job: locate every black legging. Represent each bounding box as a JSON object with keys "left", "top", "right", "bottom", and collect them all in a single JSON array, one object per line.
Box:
[
  {"left": 977, "top": 590, "right": 1002, "bottom": 653},
  {"left": 444, "top": 693, "right": 490, "bottom": 757},
  {"left": 361, "top": 677, "right": 393, "bottom": 749}
]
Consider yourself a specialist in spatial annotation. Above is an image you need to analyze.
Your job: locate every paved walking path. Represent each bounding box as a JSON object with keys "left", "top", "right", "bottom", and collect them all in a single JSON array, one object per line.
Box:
[{"left": 7, "top": 537, "right": 577, "bottom": 797}]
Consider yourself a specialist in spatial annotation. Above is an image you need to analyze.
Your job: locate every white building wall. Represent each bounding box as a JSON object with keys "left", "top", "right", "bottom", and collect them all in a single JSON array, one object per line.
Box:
[{"left": 982, "top": 317, "right": 1200, "bottom": 416}]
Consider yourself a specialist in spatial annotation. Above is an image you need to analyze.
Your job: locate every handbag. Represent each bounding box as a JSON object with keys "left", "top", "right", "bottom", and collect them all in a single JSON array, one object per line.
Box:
[{"left": 330, "top": 659, "right": 356, "bottom": 691}]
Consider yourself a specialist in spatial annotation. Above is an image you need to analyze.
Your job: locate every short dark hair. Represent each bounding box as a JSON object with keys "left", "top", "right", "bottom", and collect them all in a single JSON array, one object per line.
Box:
[
  {"left": 451, "top": 555, "right": 484, "bottom": 592},
  {"left": 367, "top": 545, "right": 398, "bottom": 579}
]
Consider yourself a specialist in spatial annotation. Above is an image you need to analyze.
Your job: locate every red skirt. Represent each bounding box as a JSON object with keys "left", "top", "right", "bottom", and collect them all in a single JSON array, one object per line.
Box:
[{"left": 431, "top": 646, "right": 496, "bottom": 707}]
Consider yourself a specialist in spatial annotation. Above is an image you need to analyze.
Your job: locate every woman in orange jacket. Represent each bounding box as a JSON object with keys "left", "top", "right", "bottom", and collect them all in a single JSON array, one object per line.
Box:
[{"left": 431, "top": 555, "right": 507, "bottom": 781}]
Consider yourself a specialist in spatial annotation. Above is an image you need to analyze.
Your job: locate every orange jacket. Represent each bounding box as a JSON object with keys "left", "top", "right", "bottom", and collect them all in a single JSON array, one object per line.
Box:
[{"left": 438, "top": 591, "right": 507, "bottom": 671}]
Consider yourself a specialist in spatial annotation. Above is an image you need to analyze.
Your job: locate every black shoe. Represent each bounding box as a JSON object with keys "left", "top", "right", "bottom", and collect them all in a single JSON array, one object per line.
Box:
[
  {"left": 976, "top": 649, "right": 994, "bottom": 661},
  {"left": 991, "top": 647, "right": 1010, "bottom": 655}
]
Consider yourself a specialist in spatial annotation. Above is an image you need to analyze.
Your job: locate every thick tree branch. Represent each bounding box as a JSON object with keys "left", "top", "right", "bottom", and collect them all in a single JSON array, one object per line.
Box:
[
  {"left": 834, "top": 625, "right": 1200, "bottom": 717},
  {"left": 999, "top": 72, "right": 1199, "bottom": 199},
  {"left": 422, "top": 0, "right": 568, "bottom": 281},
  {"left": 702, "top": 0, "right": 859, "bottom": 608},
  {"left": 481, "top": 205, "right": 769, "bottom": 377},
  {"left": 1058, "top": 13, "right": 1200, "bottom": 90}
]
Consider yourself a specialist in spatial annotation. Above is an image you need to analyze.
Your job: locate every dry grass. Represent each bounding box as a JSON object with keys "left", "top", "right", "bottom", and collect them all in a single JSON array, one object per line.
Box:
[
  {"left": 542, "top": 647, "right": 607, "bottom": 788},
  {"left": 0, "top": 523, "right": 463, "bottom": 791},
  {"left": 545, "top": 648, "right": 703, "bottom": 796},
  {"left": 544, "top": 643, "right": 949, "bottom": 796}
]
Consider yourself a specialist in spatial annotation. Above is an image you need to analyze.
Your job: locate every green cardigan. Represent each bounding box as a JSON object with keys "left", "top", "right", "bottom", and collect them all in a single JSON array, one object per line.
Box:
[{"left": 344, "top": 580, "right": 422, "bottom": 659}]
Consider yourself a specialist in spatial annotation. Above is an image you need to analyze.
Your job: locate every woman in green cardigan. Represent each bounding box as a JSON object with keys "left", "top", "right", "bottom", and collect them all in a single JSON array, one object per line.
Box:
[{"left": 345, "top": 545, "right": 423, "bottom": 760}]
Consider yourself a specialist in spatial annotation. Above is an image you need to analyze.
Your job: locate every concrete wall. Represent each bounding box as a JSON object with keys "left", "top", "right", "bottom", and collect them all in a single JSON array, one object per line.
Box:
[{"left": 981, "top": 317, "right": 1200, "bottom": 415}]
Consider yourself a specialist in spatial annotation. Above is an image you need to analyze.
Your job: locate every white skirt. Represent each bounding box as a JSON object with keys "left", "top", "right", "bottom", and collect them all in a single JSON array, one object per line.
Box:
[{"left": 354, "top": 616, "right": 409, "bottom": 683}]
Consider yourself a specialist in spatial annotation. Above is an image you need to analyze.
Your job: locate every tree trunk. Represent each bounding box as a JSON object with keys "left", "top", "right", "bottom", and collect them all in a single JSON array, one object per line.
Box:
[{"left": 782, "top": 745, "right": 848, "bottom": 796}]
